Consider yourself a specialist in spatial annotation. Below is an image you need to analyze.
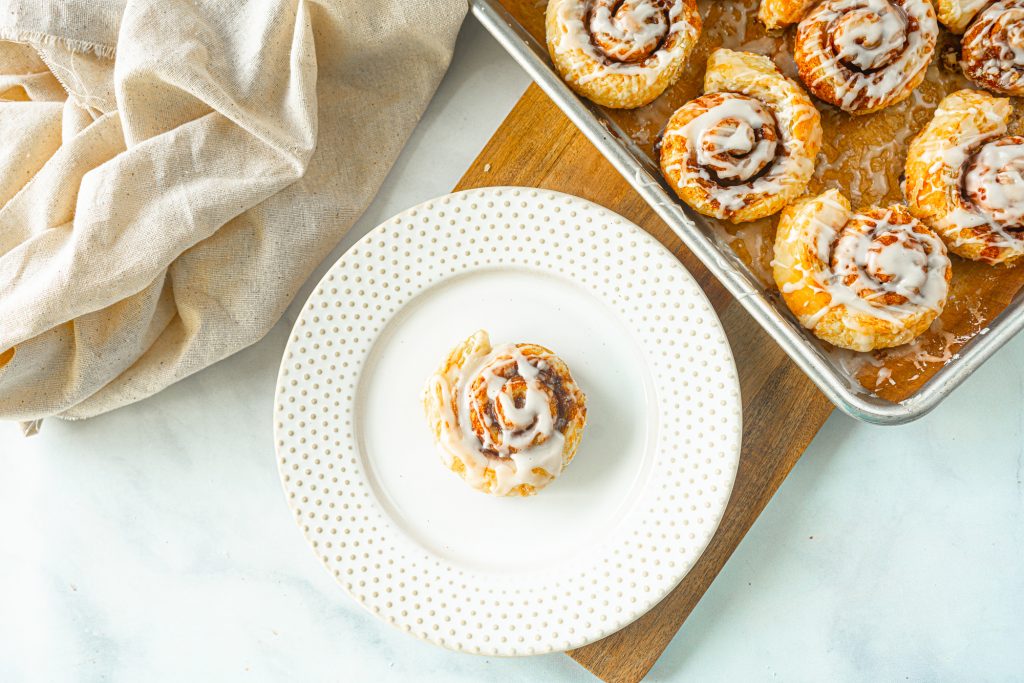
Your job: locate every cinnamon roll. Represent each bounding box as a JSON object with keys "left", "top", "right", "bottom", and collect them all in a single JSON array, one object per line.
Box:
[
  {"left": 758, "top": 0, "right": 818, "bottom": 30},
  {"left": 794, "top": 0, "right": 938, "bottom": 115},
  {"left": 904, "top": 89, "right": 1024, "bottom": 265},
  {"left": 659, "top": 48, "right": 822, "bottom": 223},
  {"left": 773, "top": 189, "right": 952, "bottom": 351},
  {"left": 961, "top": 1, "right": 1024, "bottom": 96},
  {"left": 545, "top": 0, "right": 702, "bottom": 109},
  {"left": 422, "top": 330, "right": 587, "bottom": 497}
]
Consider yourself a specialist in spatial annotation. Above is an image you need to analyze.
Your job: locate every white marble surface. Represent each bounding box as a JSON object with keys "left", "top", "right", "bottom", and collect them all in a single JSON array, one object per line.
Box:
[{"left": 2, "top": 17, "right": 1023, "bottom": 682}]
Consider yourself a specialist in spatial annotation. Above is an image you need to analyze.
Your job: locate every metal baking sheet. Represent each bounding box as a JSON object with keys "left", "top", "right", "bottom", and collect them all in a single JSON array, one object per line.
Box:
[{"left": 470, "top": 0, "right": 1024, "bottom": 424}]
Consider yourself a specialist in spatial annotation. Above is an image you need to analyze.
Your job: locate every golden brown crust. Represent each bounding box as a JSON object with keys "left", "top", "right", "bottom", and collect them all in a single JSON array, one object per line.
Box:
[
  {"left": 659, "top": 49, "right": 821, "bottom": 223},
  {"left": 904, "top": 88, "right": 1024, "bottom": 265},
  {"left": 545, "top": 0, "right": 701, "bottom": 109},
  {"left": 794, "top": 0, "right": 938, "bottom": 115},
  {"left": 935, "top": 0, "right": 991, "bottom": 33},
  {"left": 758, "top": 0, "right": 817, "bottom": 30},
  {"left": 422, "top": 330, "right": 587, "bottom": 497},
  {"left": 773, "top": 189, "right": 952, "bottom": 351},
  {"left": 961, "top": 1, "right": 1024, "bottom": 96}
]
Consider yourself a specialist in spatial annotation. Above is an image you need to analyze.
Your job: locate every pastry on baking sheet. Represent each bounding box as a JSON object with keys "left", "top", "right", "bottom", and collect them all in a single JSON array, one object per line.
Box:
[
  {"left": 904, "top": 89, "right": 1024, "bottom": 265},
  {"left": 773, "top": 189, "right": 952, "bottom": 352},
  {"left": 794, "top": 0, "right": 938, "bottom": 115},
  {"left": 545, "top": 0, "right": 701, "bottom": 109},
  {"left": 659, "top": 48, "right": 822, "bottom": 223},
  {"left": 422, "top": 330, "right": 587, "bottom": 497}
]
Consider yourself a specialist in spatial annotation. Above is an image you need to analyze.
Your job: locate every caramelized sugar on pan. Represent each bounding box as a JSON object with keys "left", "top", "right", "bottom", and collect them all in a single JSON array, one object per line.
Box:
[{"left": 508, "top": 0, "right": 1024, "bottom": 403}]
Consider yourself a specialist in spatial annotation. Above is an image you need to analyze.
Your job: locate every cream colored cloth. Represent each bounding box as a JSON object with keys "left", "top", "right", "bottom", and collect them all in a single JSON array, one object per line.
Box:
[{"left": 0, "top": 0, "right": 467, "bottom": 421}]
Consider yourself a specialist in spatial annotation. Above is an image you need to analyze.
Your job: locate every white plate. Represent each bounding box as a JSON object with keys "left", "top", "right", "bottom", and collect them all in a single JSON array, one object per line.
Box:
[{"left": 274, "top": 188, "right": 742, "bottom": 656}]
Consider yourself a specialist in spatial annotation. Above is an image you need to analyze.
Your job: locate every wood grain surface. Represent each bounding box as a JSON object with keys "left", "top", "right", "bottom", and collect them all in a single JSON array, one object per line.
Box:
[{"left": 453, "top": 84, "right": 835, "bottom": 682}]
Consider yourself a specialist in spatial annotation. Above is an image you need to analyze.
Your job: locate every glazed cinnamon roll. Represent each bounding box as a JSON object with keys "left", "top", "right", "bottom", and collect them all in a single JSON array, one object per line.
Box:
[
  {"left": 961, "top": 1, "right": 1024, "bottom": 96},
  {"left": 422, "top": 330, "right": 587, "bottom": 497},
  {"left": 794, "top": 0, "right": 938, "bottom": 115},
  {"left": 545, "top": 0, "right": 702, "bottom": 109},
  {"left": 935, "top": 0, "right": 990, "bottom": 33},
  {"left": 773, "top": 189, "right": 952, "bottom": 351},
  {"left": 904, "top": 89, "right": 1024, "bottom": 265},
  {"left": 758, "top": 0, "right": 818, "bottom": 30},
  {"left": 659, "top": 49, "right": 822, "bottom": 223}
]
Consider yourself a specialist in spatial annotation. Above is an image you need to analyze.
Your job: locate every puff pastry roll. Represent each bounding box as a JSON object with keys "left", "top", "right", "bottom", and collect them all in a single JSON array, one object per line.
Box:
[
  {"left": 773, "top": 190, "right": 952, "bottom": 351},
  {"left": 659, "top": 49, "right": 822, "bottom": 223},
  {"left": 545, "top": 0, "right": 702, "bottom": 109},
  {"left": 422, "top": 330, "right": 587, "bottom": 497},
  {"left": 904, "top": 89, "right": 1024, "bottom": 265},
  {"left": 794, "top": 0, "right": 938, "bottom": 114}
]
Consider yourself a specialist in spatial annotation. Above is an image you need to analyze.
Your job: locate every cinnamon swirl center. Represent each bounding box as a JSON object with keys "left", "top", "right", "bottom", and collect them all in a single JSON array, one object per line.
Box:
[
  {"left": 465, "top": 348, "right": 570, "bottom": 459},
  {"left": 685, "top": 93, "right": 779, "bottom": 186},
  {"left": 829, "top": 3, "right": 908, "bottom": 72},
  {"left": 588, "top": 0, "right": 671, "bottom": 64}
]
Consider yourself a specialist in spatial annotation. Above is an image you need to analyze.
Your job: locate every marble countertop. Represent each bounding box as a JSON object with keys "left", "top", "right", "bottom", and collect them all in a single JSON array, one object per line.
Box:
[{"left": 2, "top": 18, "right": 1022, "bottom": 682}]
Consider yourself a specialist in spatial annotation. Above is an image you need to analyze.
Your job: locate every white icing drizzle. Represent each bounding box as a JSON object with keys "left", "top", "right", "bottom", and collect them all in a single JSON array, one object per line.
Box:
[
  {"left": 685, "top": 95, "right": 778, "bottom": 182},
  {"left": 589, "top": 0, "right": 667, "bottom": 62},
  {"left": 776, "top": 192, "right": 950, "bottom": 340},
  {"left": 550, "top": 0, "right": 699, "bottom": 86},
  {"left": 797, "top": 0, "right": 938, "bottom": 112},
  {"left": 962, "top": 0, "right": 1024, "bottom": 95},
  {"left": 963, "top": 140, "right": 1024, "bottom": 224},
  {"left": 425, "top": 342, "right": 576, "bottom": 496}
]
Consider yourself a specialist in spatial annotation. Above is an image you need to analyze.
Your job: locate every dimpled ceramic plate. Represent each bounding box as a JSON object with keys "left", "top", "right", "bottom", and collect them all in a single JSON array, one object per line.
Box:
[{"left": 273, "top": 187, "right": 742, "bottom": 655}]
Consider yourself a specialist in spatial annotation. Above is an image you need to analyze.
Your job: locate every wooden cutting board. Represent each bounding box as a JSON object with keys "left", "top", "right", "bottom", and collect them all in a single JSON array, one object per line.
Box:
[{"left": 453, "top": 83, "right": 835, "bottom": 682}]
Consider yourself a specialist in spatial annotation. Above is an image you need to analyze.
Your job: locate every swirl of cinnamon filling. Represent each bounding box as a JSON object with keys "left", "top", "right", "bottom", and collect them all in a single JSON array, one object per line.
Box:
[
  {"left": 904, "top": 88, "right": 1024, "bottom": 265},
  {"left": 962, "top": 0, "right": 1024, "bottom": 96},
  {"left": 422, "top": 331, "right": 587, "bottom": 496},
  {"left": 589, "top": 0, "right": 671, "bottom": 62},
  {"left": 660, "top": 49, "right": 822, "bottom": 223},
  {"left": 794, "top": 0, "right": 938, "bottom": 114},
  {"left": 545, "top": 0, "right": 702, "bottom": 109}
]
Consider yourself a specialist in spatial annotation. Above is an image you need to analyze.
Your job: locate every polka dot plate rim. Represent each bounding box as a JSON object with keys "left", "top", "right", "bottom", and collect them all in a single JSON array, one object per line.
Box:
[{"left": 274, "top": 187, "right": 742, "bottom": 656}]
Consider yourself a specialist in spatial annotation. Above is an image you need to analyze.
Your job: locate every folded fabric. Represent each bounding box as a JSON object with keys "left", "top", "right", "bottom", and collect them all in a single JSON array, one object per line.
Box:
[{"left": 0, "top": 0, "right": 467, "bottom": 421}]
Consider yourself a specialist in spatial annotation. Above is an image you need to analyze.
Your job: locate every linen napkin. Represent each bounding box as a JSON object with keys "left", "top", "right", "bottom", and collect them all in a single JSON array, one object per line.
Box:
[{"left": 0, "top": 0, "right": 467, "bottom": 422}]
